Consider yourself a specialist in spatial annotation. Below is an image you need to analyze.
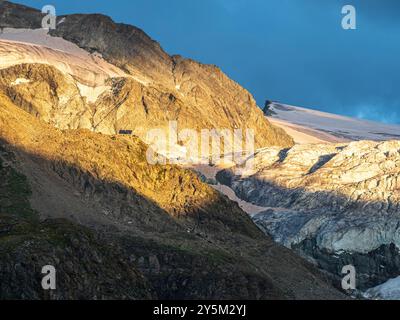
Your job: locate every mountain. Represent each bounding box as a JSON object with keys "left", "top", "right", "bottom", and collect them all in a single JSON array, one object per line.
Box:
[
  {"left": 0, "top": 1, "right": 294, "bottom": 149},
  {"left": 217, "top": 139, "right": 400, "bottom": 292},
  {"left": 264, "top": 102, "right": 400, "bottom": 144},
  {"left": 0, "top": 92, "right": 343, "bottom": 299},
  {"left": 0, "top": 1, "right": 343, "bottom": 299}
]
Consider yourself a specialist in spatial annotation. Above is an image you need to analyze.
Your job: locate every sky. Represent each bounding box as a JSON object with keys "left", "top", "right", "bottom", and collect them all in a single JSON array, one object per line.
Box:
[{"left": 14, "top": 0, "right": 400, "bottom": 124}]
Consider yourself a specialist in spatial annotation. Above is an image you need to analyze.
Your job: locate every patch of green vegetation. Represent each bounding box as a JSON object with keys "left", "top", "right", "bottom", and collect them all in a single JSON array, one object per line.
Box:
[
  {"left": 0, "top": 152, "right": 71, "bottom": 250},
  {"left": 0, "top": 157, "right": 37, "bottom": 221},
  {"left": 0, "top": 150, "right": 107, "bottom": 251}
]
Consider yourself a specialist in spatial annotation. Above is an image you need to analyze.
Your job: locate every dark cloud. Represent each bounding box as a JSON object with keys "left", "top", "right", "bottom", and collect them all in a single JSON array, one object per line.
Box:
[{"left": 16, "top": 0, "right": 400, "bottom": 124}]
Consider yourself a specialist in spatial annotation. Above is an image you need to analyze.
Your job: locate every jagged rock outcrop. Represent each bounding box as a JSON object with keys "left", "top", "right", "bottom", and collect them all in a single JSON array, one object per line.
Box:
[
  {"left": 262, "top": 100, "right": 276, "bottom": 116},
  {"left": 0, "top": 63, "right": 91, "bottom": 129},
  {"left": 217, "top": 141, "right": 400, "bottom": 289},
  {"left": 0, "top": 1, "right": 293, "bottom": 148}
]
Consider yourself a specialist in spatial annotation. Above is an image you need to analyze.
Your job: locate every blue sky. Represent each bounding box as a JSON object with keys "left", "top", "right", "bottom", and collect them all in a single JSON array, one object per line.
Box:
[{"left": 15, "top": 0, "right": 400, "bottom": 124}]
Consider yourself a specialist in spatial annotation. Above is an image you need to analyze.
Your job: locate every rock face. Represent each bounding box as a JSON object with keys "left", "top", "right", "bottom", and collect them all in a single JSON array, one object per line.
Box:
[
  {"left": 217, "top": 141, "right": 400, "bottom": 290},
  {"left": 0, "top": 63, "right": 90, "bottom": 129},
  {"left": 0, "top": 1, "right": 293, "bottom": 149},
  {"left": 0, "top": 93, "right": 344, "bottom": 299}
]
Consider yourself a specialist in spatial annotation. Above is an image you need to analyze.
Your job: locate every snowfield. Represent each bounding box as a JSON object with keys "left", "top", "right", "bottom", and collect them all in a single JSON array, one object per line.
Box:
[
  {"left": 0, "top": 28, "right": 150, "bottom": 102},
  {"left": 267, "top": 103, "right": 400, "bottom": 144}
]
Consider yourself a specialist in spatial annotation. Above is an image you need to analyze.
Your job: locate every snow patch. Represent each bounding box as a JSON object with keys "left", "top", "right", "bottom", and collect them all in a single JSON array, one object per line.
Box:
[
  {"left": 0, "top": 28, "right": 88, "bottom": 58},
  {"left": 11, "top": 78, "right": 31, "bottom": 86},
  {"left": 0, "top": 38, "right": 126, "bottom": 87},
  {"left": 57, "top": 17, "right": 66, "bottom": 25},
  {"left": 76, "top": 82, "right": 111, "bottom": 103},
  {"left": 0, "top": 28, "right": 152, "bottom": 88}
]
